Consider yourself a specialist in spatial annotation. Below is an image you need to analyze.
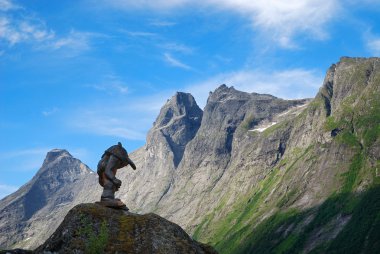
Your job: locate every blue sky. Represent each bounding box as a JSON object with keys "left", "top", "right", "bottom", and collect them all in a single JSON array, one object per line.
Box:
[{"left": 1, "top": 0, "right": 380, "bottom": 198}]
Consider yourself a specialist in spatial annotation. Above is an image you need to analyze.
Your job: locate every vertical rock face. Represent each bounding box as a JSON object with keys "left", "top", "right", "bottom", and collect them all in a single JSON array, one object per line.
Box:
[
  {"left": 155, "top": 85, "right": 309, "bottom": 229},
  {"left": 150, "top": 92, "right": 203, "bottom": 167},
  {"left": 0, "top": 149, "right": 97, "bottom": 249},
  {"left": 116, "top": 92, "right": 203, "bottom": 212}
]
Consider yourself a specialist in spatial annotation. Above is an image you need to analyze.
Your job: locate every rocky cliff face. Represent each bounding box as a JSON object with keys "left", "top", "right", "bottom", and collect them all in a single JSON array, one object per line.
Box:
[
  {"left": 1, "top": 57, "right": 379, "bottom": 253},
  {"left": 116, "top": 92, "right": 203, "bottom": 212},
  {"left": 35, "top": 203, "right": 216, "bottom": 254},
  {"left": 187, "top": 57, "right": 380, "bottom": 253}
]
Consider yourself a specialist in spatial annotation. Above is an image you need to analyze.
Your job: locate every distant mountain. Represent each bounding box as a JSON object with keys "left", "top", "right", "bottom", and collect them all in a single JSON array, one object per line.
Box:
[
  {"left": 1, "top": 57, "right": 379, "bottom": 253},
  {"left": 0, "top": 149, "right": 98, "bottom": 249}
]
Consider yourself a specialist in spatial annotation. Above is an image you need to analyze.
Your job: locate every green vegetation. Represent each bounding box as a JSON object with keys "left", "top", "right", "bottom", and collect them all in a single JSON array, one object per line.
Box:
[
  {"left": 324, "top": 116, "right": 339, "bottom": 131},
  {"left": 262, "top": 121, "right": 288, "bottom": 137},
  {"left": 221, "top": 186, "right": 380, "bottom": 254},
  {"left": 241, "top": 114, "right": 255, "bottom": 130},
  {"left": 193, "top": 145, "right": 314, "bottom": 253},
  {"left": 77, "top": 215, "right": 109, "bottom": 254},
  {"left": 341, "top": 153, "right": 364, "bottom": 193}
]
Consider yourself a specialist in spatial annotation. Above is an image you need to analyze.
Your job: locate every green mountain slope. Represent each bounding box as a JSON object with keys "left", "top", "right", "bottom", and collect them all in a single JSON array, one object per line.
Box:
[{"left": 193, "top": 57, "right": 380, "bottom": 253}]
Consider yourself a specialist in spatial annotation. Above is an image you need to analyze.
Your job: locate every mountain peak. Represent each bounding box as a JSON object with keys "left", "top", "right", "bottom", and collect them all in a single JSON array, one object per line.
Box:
[
  {"left": 154, "top": 92, "right": 202, "bottom": 129},
  {"left": 207, "top": 84, "right": 249, "bottom": 104},
  {"left": 148, "top": 91, "right": 203, "bottom": 167},
  {"left": 213, "top": 84, "right": 235, "bottom": 94},
  {"left": 44, "top": 149, "right": 72, "bottom": 163}
]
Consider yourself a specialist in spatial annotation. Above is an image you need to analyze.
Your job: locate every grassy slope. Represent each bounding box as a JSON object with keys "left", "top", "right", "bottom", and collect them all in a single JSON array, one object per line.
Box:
[{"left": 193, "top": 60, "right": 380, "bottom": 253}]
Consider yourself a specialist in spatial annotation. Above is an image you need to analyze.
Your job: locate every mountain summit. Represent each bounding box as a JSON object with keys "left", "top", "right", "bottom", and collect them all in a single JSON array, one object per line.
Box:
[
  {"left": 151, "top": 92, "right": 203, "bottom": 167},
  {"left": 0, "top": 149, "right": 96, "bottom": 249}
]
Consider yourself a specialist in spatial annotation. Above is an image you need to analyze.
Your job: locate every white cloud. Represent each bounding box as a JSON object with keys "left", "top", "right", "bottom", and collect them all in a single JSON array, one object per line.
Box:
[
  {"left": 0, "top": 148, "right": 50, "bottom": 172},
  {"left": 105, "top": 0, "right": 340, "bottom": 47},
  {"left": 67, "top": 91, "right": 175, "bottom": 141},
  {"left": 0, "top": 0, "right": 19, "bottom": 11},
  {"left": 106, "top": 0, "right": 191, "bottom": 10},
  {"left": 163, "top": 52, "right": 192, "bottom": 70},
  {"left": 123, "top": 30, "right": 157, "bottom": 37},
  {"left": 70, "top": 112, "right": 147, "bottom": 141},
  {"left": 88, "top": 74, "right": 129, "bottom": 94},
  {"left": 0, "top": 16, "right": 54, "bottom": 45},
  {"left": 0, "top": 0, "right": 54, "bottom": 45},
  {"left": 367, "top": 37, "right": 380, "bottom": 55},
  {"left": 0, "top": 1, "right": 101, "bottom": 55},
  {"left": 159, "top": 42, "right": 194, "bottom": 54},
  {"left": 0, "top": 184, "right": 18, "bottom": 199},
  {"left": 208, "top": 0, "right": 339, "bottom": 47},
  {"left": 42, "top": 107, "right": 59, "bottom": 116},
  {"left": 149, "top": 20, "right": 176, "bottom": 27},
  {"left": 0, "top": 148, "right": 50, "bottom": 159},
  {"left": 185, "top": 68, "right": 323, "bottom": 108},
  {"left": 47, "top": 30, "right": 102, "bottom": 52},
  {"left": 0, "top": 147, "right": 90, "bottom": 172}
]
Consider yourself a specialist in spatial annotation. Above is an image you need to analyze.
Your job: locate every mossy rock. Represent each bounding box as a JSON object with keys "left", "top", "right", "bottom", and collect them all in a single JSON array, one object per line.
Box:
[{"left": 35, "top": 203, "right": 217, "bottom": 254}]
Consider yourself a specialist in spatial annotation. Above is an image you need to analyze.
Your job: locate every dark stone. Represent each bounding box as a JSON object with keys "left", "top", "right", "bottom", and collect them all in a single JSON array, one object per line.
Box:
[
  {"left": 331, "top": 128, "right": 341, "bottom": 137},
  {"left": 95, "top": 199, "right": 129, "bottom": 211},
  {"left": 0, "top": 250, "right": 32, "bottom": 254}
]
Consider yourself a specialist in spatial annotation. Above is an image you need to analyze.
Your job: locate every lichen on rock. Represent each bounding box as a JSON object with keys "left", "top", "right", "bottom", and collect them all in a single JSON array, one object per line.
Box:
[{"left": 35, "top": 203, "right": 217, "bottom": 254}]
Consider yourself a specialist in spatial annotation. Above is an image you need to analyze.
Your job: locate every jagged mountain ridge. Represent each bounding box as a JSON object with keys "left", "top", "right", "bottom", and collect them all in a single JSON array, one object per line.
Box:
[{"left": 1, "top": 57, "right": 379, "bottom": 253}]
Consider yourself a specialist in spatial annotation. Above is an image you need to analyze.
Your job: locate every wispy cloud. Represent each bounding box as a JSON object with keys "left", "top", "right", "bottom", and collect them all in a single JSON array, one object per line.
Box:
[
  {"left": 0, "top": 1, "right": 101, "bottom": 55},
  {"left": 185, "top": 68, "right": 323, "bottom": 108},
  {"left": 208, "top": 0, "right": 339, "bottom": 48},
  {"left": 159, "top": 42, "right": 194, "bottom": 54},
  {"left": 88, "top": 74, "right": 129, "bottom": 94},
  {"left": 42, "top": 107, "right": 59, "bottom": 117},
  {"left": 0, "top": 147, "right": 50, "bottom": 159},
  {"left": 0, "top": 184, "right": 18, "bottom": 199},
  {"left": 0, "top": 147, "right": 50, "bottom": 172},
  {"left": 69, "top": 111, "right": 147, "bottom": 141},
  {"left": 105, "top": 0, "right": 191, "bottom": 11},
  {"left": 105, "top": 0, "right": 340, "bottom": 48},
  {"left": 124, "top": 30, "right": 157, "bottom": 37},
  {"left": 0, "top": 0, "right": 19, "bottom": 11},
  {"left": 149, "top": 20, "right": 176, "bottom": 27},
  {"left": 48, "top": 30, "right": 92, "bottom": 50},
  {"left": 366, "top": 36, "right": 380, "bottom": 55},
  {"left": 0, "top": 16, "right": 54, "bottom": 45},
  {"left": 163, "top": 52, "right": 192, "bottom": 70},
  {"left": 0, "top": 147, "right": 90, "bottom": 172},
  {"left": 67, "top": 91, "right": 174, "bottom": 141}
]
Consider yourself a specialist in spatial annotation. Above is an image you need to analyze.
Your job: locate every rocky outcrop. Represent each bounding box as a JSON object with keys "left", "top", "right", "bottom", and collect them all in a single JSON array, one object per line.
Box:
[{"left": 35, "top": 203, "right": 216, "bottom": 254}]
